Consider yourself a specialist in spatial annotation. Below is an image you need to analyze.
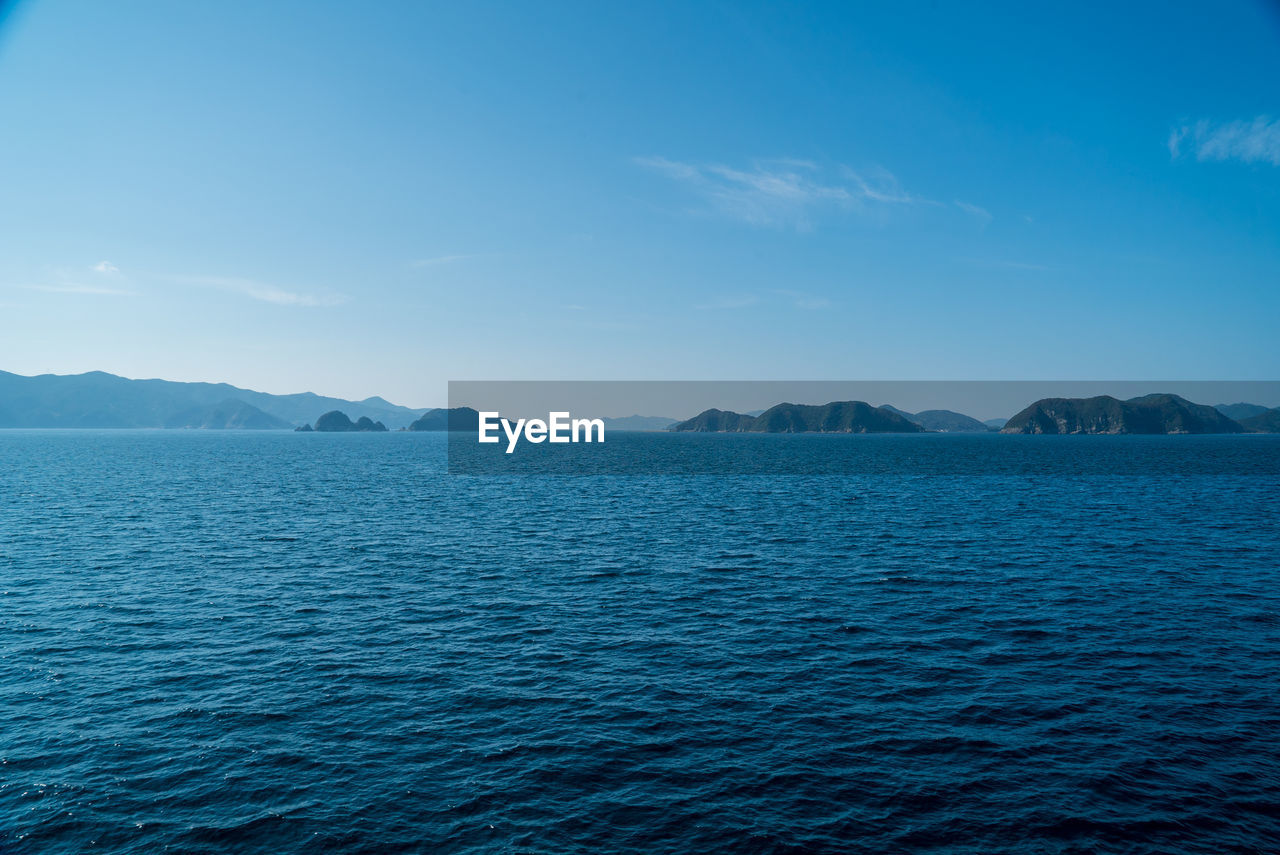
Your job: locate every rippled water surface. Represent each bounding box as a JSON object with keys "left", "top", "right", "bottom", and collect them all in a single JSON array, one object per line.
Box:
[{"left": 2, "top": 431, "right": 1279, "bottom": 853}]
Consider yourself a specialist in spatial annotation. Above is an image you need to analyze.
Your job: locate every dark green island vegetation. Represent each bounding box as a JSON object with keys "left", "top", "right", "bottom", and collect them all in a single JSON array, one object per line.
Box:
[
  {"left": 2, "top": 369, "right": 1278, "bottom": 436},
  {"left": 297, "top": 411, "right": 388, "bottom": 432},
  {"left": 1238, "top": 407, "right": 1280, "bottom": 433},
  {"left": 666, "top": 394, "right": 1280, "bottom": 435},
  {"left": 670, "top": 401, "right": 924, "bottom": 433},
  {"left": 879, "top": 405, "right": 991, "bottom": 432},
  {"left": 1001, "top": 394, "right": 1244, "bottom": 434}
]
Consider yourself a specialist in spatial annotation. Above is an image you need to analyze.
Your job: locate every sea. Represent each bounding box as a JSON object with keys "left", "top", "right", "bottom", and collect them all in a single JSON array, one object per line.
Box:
[{"left": 2, "top": 430, "right": 1278, "bottom": 854}]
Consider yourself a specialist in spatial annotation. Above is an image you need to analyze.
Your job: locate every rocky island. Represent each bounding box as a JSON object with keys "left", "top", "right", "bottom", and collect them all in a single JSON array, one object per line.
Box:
[
  {"left": 299, "top": 410, "right": 389, "bottom": 432},
  {"left": 670, "top": 401, "right": 924, "bottom": 433},
  {"left": 879, "top": 405, "right": 991, "bottom": 432},
  {"left": 1000, "top": 394, "right": 1244, "bottom": 434}
]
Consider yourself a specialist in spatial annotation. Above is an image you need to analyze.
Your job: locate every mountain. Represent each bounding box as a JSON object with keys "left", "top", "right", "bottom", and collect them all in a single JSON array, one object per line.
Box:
[
  {"left": 754, "top": 401, "right": 922, "bottom": 433},
  {"left": 309, "top": 411, "right": 388, "bottom": 432},
  {"left": 163, "top": 399, "right": 291, "bottom": 430},
  {"left": 879, "top": 405, "right": 989, "bottom": 432},
  {"left": 1239, "top": 408, "right": 1280, "bottom": 433},
  {"left": 913, "top": 409, "right": 989, "bottom": 432},
  {"left": 0, "top": 370, "right": 428, "bottom": 428},
  {"left": 602, "top": 415, "right": 678, "bottom": 431},
  {"left": 1001, "top": 394, "right": 1244, "bottom": 434},
  {"left": 407, "top": 407, "right": 481, "bottom": 431},
  {"left": 983, "top": 418, "right": 1008, "bottom": 430},
  {"left": 1215, "top": 402, "right": 1270, "bottom": 422},
  {"left": 668, "top": 408, "right": 759, "bottom": 432},
  {"left": 671, "top": 401, "right": 923, "bottom": 433}
]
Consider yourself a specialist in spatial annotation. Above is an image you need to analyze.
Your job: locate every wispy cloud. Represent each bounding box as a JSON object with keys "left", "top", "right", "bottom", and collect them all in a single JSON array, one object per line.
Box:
[
  {"left": 954, "top": 200, "right": 993, "bottom": 227},
  {"left": 636, "top": 156, "right": 937, "bottom": 229},
  {"left": 694, "top": 294, "right": 761, "bottom": 310},
  {"left": 1169, "top": 116, "right": 1280, "bottom": 166},
  {"left": 772, "top": 289, "right": 832, "bottom": 309},
  {"left": 961, "top": 258, "right": 1051, "bottom": 271},
  {"left": 23, "top": 282, "right": 137, "bottom": 296},
  {"left": 695, "top": 291, "right": 833, "bottom": 311},
  {"left": 18, "top": 261, "right": 137, "bottom": 296},
  {"left": 840, "top": 165, "right": 936, "bottom": 206},
  {"left": 411, "top": 254, "right": 475, "bottom": 268},
  {"left": 177, "top": 275, "right": 346, "bottom": 307}
]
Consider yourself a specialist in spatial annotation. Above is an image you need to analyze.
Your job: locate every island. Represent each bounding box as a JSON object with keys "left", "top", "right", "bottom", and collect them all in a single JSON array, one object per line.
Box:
[
  {"left": 879, "top": 405, "right": 991, "bottom": 432},
  {"left": 1240, "top": 408, "right": 1280, "bottom": 433},
  {"left": 300, "top": 410, "right": 389, "bottom": 432},
  {"left": 670, "top": 401, "right": 924, "bottom": 433},
  {"left": 1000, "top": 394, "right": 1244, "bottom": 434},
  {"left": 407, "top": 407, "right": 481, "bottom": 431}
]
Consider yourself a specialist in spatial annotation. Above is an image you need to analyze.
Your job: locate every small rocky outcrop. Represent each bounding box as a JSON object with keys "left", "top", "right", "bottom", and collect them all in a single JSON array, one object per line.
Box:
[{"left": 306, "top": 410, "right": 389, "bottom": 432}]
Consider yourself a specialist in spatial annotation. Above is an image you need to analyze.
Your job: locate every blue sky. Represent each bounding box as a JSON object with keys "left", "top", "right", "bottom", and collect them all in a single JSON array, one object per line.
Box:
[{"left": 0, "top": 0, "right": 1277, "bottom": 406}]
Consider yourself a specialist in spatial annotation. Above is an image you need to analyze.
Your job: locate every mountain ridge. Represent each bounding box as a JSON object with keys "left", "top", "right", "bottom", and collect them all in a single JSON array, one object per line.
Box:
[
  {"left": 0, "top": 370, "right": 427, "bottom": 429},
  {"left": 671, "top": 401, "right": 924, "bottom": 433},
  {"left": 1001, "top": 394, "right": 1244, "bottom": 434}
]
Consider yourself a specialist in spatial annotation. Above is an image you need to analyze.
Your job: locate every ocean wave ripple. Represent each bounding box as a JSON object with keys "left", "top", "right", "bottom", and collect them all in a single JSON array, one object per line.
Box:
[{"left": 2, "top": 432, "right": 1278, "bottom": 854}]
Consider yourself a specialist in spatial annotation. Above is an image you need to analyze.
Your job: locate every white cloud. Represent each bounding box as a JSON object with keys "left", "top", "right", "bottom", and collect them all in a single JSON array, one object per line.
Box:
[
  {"left": 177, "top": 275, "right": 346, "bottom": 307},
  {"left": 840, "top": 165, "right": 936, "bottom": 206},
  {"left": 638, "top": 156, "right": 942, "bottom": 229},
  {"left": 1169, "top": 116, "right": 1280, "bottom": 166},
  {"left": 954, "top": 200, "right": 993, "bottom": 227},
  {"left": 92, "top": 260, "right": 121, "bottom": 275},
  {"left": 23, "top": 282, "right": 136, "bottom": 296}
]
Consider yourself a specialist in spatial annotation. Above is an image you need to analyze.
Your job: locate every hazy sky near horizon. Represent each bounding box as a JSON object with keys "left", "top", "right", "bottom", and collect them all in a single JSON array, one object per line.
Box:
[{"left": 0, "top": 1, "right": 1277, "bottom": 408}]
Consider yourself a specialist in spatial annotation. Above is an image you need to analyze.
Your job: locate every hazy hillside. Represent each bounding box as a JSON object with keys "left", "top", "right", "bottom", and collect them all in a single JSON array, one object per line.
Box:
[
  {"left": 0, "top": 370, "right": 428, "bottom": 428},
  {"left": 1215, "top": 402, "right": 1270, "bottom": 422},
  {"left": 1239, "top": 408, "right": 1280, "bottom": 433},
  {"left": 602, "top": 415, "right": 678, "bottom": 431},
  {"left": 163, "top": 399, "right": 291, "bottom": 430}
]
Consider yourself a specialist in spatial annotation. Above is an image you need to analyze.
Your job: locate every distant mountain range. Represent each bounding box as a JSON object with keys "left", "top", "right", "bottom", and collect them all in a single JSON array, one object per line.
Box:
[
  {"left": 164, "top": 399, "right": 291, "bottom": 430},
  {"left": 4, "top": 371, "right": 1278, "bottom": 436},
  {"left": 602, "top": 414, "right": 678, "bottom": 431},
  {"left": 1001, "top": 394, "right": 1244, "bottom": 434},
  {"left": 0, "top": 370, "right": 428, "bottom": 429},
  {"left": 671, "top": 401, "right": 924, "bottom": 433},
  {"left": 1215, "top": 402, "right": 1271, "bottom": 422}
]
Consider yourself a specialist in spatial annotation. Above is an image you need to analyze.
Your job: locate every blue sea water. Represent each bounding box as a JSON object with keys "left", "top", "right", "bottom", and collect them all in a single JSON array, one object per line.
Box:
[{"left": 2, "top": 431, "right": 1279, "bottom": 854}]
